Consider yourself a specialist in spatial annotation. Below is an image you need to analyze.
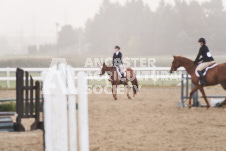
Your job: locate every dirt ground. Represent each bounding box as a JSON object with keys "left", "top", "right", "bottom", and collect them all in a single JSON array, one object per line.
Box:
[{"left": 0, "top": 86, "right": 226, "bottom": 151}]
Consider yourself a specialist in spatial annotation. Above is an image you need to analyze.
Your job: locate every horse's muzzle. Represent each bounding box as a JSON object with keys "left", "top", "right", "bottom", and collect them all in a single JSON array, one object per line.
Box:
[{"left": 170, "top": 68, "right": 175, "bottom": 73}]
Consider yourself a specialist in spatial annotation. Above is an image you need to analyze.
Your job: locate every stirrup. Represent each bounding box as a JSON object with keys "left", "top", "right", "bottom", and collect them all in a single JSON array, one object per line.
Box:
[
  {"left": 120, "top": 76, "right": 126, "bottom": 81},
  {"left": 198, "top": 71, "right": 206, "bottom": 86},
  {"left": 202, "top": 81, "right": 206, "bottom": 86}
]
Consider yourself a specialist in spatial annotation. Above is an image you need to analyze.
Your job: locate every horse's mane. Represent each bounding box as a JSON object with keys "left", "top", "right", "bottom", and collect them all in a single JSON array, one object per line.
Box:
[
  {"left": 175, "top": 56, "right": 200, "bottom": 73},
  {"left": 104, "top": 64, "right": 116, "bottom": 71},
  {"left": 176, "top": 56, "right": 193, "bottom": 63}
]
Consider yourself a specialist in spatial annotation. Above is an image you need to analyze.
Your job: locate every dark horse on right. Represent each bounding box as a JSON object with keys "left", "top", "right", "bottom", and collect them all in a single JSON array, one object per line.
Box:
[{"left": 170, "top": 56, "right": 226, "bottom": 109}]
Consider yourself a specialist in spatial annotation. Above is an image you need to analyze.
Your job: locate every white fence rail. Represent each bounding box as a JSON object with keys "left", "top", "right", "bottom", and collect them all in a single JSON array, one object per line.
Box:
[{"left": 0, "top": 67, "right": 186, "bottom": 88}]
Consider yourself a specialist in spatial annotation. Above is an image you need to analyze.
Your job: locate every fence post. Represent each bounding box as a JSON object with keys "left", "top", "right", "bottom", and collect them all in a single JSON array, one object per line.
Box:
[
  {"left": 192, "top": 83, "right": 199, "bottom": 107},
  {"left": 31, "top": 81, "right": 42, "bottom": 130},
  {"left": 43, "top": 66, "right": 68, "bottom": 151},
  {"left": 78, "top": 72, "right": 89, "bottom": 151},
  {"left": 14, "top": 68, "right": 25, "bottom": 131},
  {"left": 43, "top": 63, "right": 81, "bottom": 151},
  {"left": 67, "top": 66, "right": 77, "bottom": 151},
  {"left": 191, "top": 83, "right": 199, "bottom": 107},
  {"left": 186, "top": 73, "right": 189, "bottom": 98},
  {"left": 181, "top": 74, "right": 184, "bottom": 105}
]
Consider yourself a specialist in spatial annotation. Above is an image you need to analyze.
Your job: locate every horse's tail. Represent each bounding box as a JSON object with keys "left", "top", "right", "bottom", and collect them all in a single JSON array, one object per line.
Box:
[{"left": 132, "top": 77, "right": 139, "bottom": 95}]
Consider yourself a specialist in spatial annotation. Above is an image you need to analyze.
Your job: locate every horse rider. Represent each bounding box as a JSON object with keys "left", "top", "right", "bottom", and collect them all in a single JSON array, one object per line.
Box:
[
  {"left": 194, "top": 38, "right": 215, "bottom": 86},
  {"left": 112, "top": 45, "right": 125, "bottom": 79}
]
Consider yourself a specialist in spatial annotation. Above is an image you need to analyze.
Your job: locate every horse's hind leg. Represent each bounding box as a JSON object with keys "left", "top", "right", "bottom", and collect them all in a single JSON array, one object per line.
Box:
[
  {"left": 125, "top": 83, "right": 131, "bottom": 99},
  {"left": 220, "top": 82, "right": 226, "bottom": 108},
  {"left": 220, "top": 81, "right": 226, "bottom": 90},
  {"left": 198, "top": 86, "right": 210, "bottom": 109}
]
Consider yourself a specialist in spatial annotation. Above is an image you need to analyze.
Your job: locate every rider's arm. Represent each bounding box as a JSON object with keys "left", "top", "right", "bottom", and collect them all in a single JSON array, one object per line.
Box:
[
  {"left": 119, "top": 52, "right": 123, "bottom": 64},
  {"left": 112, "top": 53, "right": 115, "bottom": 66},
  {"left": 197, "top": 57, "right": 203, "bottom": 63},
  {"left": 194, "top": 49, "right": 202, "bottom": 64}
]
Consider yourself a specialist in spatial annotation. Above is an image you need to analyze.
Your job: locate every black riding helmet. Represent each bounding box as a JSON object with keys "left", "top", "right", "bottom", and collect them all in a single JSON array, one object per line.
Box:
[
  {"left": 198, "top": 38, "right": 206, "bottom": 44},
  {"left": 115, "top": 45, "right": 120, "bottom": 50}
]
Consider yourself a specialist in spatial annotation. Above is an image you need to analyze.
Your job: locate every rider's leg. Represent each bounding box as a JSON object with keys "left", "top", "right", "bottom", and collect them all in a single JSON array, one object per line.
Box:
[
  {"left": 196, "top": 62, "right": 215, "bottom": 86},
  {"left": 119, "top": 64, "right": 125, "bottom": 78},
  {"left": 197, "top": 71, "right": 206, "bottom": 86},
  {"left": 116, "top": 66, "right": 122, "bottom": 78}
]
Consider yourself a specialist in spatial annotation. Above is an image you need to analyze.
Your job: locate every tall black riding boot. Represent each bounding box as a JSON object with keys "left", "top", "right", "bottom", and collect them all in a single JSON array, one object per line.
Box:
[
  {"left": 198, "top": 71, "right": 206, "bottom": 86},
  {"left": 121, "top": 73, "right": 124, "bottom": 78},
  {"left": 121, "top": 73, "right": 125, "bottom": 81}
]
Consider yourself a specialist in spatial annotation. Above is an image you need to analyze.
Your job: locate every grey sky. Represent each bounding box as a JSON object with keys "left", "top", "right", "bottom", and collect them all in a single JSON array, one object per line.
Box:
[{"left": 0, "top": 0, "right": 225, "bottom": 38}]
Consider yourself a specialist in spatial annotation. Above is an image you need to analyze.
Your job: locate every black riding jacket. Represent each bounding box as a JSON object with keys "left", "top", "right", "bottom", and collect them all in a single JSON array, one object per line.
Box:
[
  {"left": 112, "top": 51, "right": 123, "bottom": 66},
  {"left": 194, "top": 44, "right": 214, "bottom": 64}
]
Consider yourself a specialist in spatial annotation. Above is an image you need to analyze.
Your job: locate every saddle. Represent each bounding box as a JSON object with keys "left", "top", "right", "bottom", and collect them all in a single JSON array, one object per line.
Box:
[{"left": 195, "top": 63, "right": 217, "bottom": 77}]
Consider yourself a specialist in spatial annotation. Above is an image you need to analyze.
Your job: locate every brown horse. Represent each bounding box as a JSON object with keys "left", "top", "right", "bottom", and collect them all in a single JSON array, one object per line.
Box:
[
  {"left": 100, "top": 63, "right": 139, "bottom": 100},
  {"left": 170, "top": 56, "right": 226, "bottom": 109}
]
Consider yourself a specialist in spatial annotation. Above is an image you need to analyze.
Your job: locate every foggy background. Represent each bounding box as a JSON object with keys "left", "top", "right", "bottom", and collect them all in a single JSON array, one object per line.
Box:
[{"left": 0, "top": 0, "right": 226, "bottom": 67}]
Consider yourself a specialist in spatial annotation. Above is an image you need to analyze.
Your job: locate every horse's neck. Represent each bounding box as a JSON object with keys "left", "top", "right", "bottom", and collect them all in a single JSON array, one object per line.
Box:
[
  {"left": 179, "top": 58, "right": 196, "bottom": 74},
  {"left": 106, "top": 66, "right": 115, "bottom": 74},
  {"left": 107, "top": 66, "right": 115, "bottom": 71}
]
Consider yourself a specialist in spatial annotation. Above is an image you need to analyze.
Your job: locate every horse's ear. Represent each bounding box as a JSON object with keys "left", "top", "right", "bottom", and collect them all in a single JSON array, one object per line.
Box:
[
  {"left": 103, "top": 62, "right": 105, "bottom": 65},
  {"left": 173, "top": 55, "right": 176, "bottom": 59}
]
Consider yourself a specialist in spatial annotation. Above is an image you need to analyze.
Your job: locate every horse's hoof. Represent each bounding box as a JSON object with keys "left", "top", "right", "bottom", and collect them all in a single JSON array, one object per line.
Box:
[
  {"left": 207, "top": 105, "right": 210, "bottom": 109},
  {"left": 127, "top": 94, "right": 131, "bottom": 99},
  {"left": 114, "top": 98, "right": 117, "bottom": 100},
  {"left": 188, "top": 105, "right": 192, "bottom": 109}
]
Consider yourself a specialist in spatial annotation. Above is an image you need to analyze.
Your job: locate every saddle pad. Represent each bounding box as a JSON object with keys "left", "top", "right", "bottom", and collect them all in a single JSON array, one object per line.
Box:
[{"left": 195, "top": 63, "right": 217, "bottom": 77}]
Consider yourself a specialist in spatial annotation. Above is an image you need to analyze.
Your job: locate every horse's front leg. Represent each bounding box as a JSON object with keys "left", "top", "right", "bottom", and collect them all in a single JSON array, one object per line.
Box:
[
  {"left": 188, "top": 85, "right": 199, "bottom": 108},
  {"left": 112, "top": 84, "right": 117, "bottom": 100},
  {"left": 125, "top": 83, "right": 131, "bottom": 99},
  {"left": 198, "top": 86, "right": 210, "bottom": 109}
]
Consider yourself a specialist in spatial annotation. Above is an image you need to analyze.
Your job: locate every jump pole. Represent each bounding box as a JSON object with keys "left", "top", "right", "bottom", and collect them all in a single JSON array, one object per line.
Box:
[{"left": 180, "top": 72, "right": 226, "bottom": 107}]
